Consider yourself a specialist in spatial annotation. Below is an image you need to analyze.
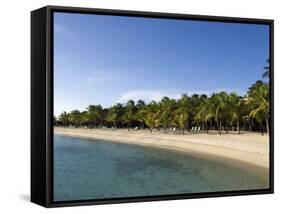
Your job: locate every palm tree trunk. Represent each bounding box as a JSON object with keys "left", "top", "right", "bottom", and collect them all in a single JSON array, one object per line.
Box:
[
  {"left": 219, "top": 119, "right": 222, "bottom": 135},
  {"left": 249, "top": 119, "right": 252, "bottom": 131},
  {"left": 266, "top": 117, "right": 269, "bottom": 134},
  {"left": 237, "top": 120, "right": 240, "bottom": 135}
]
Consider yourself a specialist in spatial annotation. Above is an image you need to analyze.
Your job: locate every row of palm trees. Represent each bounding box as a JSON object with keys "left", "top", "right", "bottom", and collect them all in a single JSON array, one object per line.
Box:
[{"left": 54, "top": 79, "right": 269, "bottom": 135}]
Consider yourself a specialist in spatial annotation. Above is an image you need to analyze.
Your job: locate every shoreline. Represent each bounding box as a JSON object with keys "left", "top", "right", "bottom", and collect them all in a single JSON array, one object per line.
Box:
[{"left": 54, "top": 127, "right": 269, "bottom": 173}]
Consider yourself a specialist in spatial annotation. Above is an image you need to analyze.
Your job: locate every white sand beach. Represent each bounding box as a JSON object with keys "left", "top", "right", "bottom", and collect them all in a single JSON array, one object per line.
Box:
[{"left": 54, "top": 127, "right": 270, "bottom": 171}]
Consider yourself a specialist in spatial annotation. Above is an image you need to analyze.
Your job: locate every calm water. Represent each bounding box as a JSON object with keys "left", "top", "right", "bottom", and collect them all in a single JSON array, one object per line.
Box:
[{"left": 54, "top": 135, "right": 268, "bottom": 201}]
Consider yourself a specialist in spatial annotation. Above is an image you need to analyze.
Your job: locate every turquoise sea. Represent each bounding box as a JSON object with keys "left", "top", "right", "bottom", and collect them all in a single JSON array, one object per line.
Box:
[{"left": 54, "top": 134, "right": 268, "bottom": 201}]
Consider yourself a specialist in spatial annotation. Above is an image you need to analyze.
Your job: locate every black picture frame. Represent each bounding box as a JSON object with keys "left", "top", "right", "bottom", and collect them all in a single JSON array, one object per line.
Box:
[{"left": 31, "top": 5, "right": 274, "bottom": 208}]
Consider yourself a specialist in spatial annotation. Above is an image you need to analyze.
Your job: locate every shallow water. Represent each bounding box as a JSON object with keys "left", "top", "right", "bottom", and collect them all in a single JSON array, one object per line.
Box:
[{"left": 53, "top": 134, "right": 268, "bottom": 201}]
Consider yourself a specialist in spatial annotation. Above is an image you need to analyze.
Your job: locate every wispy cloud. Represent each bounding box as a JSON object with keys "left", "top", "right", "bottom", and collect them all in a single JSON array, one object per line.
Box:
[
  {"left": 54, "top": 24, "right": 68, "bottom": 35},
  {"left": 54, "top": 53, "right": 70, "bottom": 63},
  {"left": 118, "top": 88, "right": 246, "bottom": 104},
  {"left": 87, "top": 71, "right": 115, "bottom": 85},
  {"left": 118, "top": 89, "right": 182, "bottom": 103}
]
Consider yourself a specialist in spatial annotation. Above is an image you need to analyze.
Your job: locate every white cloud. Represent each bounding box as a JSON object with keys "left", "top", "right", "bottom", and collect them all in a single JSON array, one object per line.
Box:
[
  {"left": 54, "top": 24, "right": 67, "bottom": 35},
  {"left": 118, "top": 90, "right": 182, "bottom": 103},
  {"left": 87, "top": 71, "right": 115, "bottom": 85},
  {"left": 87, "top": 75, "right": 113, "bottom": 84},
  {"left": 118, "top": 88, "right": 246, "bottom": 104}
]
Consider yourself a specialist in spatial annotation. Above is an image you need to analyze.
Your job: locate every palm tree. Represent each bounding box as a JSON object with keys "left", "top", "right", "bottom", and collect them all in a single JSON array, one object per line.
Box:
[
  {"left": 122, "top": 100, "right": 135, "bottom": 131},
  {"left": 228, "top": 93, "right": 243, "bottom": 134},
  {"left": 248, "top": 82, "right": 269, "bottom": 135},
  {"left": 81, "top": 111, "right": 90, "bottom": 127},
  {"left": 194, "top": 96, "right": 214, "bottom": 133},
  {"left": 59, "top": 111, "right": 70, "bottom": 127},
  {"left": 69, "top": 110, "right": 82, "bottom": 127},
  {"left": 172, "top": 94, "right": 190, "bottom": 134},
  {"left": 144, "top": 101, "right": 159, "bottom": 133},
  {"left": 56, "top": 73, "right": 270, "bottom": 136},
  {"left": 262, "top": 58, "right": 270, "bottom": 79},
  {"left": 213, "top": 92, "right": 229, "bottom": 135},
  {"left": 106, "top": 107, "right": 118, "bottom": 128},
  {"left": 144, "top": 113, "right": 156, "bottom": 133},
  {"left": 158, "top": 97, "right": 176, "bottom": 131},
  {"left": 87, "top": 105, "right": 103, "bottom": 128},
  {"left": 106, "top": 103, "right": 124, "bottom": 128},
  {"left": 189, "top": 94, "right": 201, "bottom": 127},
  {"left": 135, "top": 100, "right": 146, "bottom": 129},
  {"left": 173, "top": 111, "right": 188, "bottom": 134}
]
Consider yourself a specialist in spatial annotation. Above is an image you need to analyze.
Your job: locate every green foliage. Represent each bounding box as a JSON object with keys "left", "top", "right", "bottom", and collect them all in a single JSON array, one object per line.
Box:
[
  {"left": 248, "top": 81, "right": 269, "bottom": 134},
  {"left": 55, "top": 62, "right": 270, "bottom": 135},
  {"left": 262, "top": 58, "right": 270, "bottom": 79},
  {"left": 122, "top": 100, "right": 136, "bottom": 130}
]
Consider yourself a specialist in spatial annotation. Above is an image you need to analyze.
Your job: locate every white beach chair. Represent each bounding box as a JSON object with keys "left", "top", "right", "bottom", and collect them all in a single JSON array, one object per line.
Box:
[
  {"left": 172, "top": 127, "right": 176, "bottom": 132},
  {"left": 194, "top": 126, "right": 197, "bottom": 131},
  {"left": 197, "top": 126, "right": 201, "bottom": 132},
  {"left": 191, "top": 126, "right": 194, "bottom": 131}
]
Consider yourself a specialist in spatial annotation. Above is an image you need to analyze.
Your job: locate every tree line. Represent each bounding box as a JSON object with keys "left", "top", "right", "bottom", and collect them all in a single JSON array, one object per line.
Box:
[{"left": 54, "top": 61, "right": 270, "bottom": 135}]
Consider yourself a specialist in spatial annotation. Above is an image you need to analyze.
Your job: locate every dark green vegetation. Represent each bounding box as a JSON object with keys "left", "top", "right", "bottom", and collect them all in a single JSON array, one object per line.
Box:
[{"left": 55, "top": 61, "right": 270, "bottom": 135}]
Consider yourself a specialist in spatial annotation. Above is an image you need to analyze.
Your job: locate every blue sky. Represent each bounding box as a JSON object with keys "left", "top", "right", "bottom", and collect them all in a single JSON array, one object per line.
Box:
[{"left": 54, "top": 12, "right": 269, "bottom": 116}]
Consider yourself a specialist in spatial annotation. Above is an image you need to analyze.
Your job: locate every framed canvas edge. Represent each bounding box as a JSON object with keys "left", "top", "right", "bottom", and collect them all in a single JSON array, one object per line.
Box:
[{"left": 32, "top": 5, "right": 274, "bottom": 208}]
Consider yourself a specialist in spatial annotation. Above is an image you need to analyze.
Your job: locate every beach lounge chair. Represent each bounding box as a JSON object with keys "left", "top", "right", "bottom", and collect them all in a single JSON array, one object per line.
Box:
[
  {"left": 197, "top": 126, "right": 201, "bottom": 132},
  {"left": 191, "top": 126, "right": 194, "bottom": 131},
  {"left": 135, "top": 126, "right": 138, "bottom": 130},
  {"left": 172, "top": 127, "right": 176, "bottom": 132},
  {"left": 194, "top": 126, "right": 198, "bottom": 131}
]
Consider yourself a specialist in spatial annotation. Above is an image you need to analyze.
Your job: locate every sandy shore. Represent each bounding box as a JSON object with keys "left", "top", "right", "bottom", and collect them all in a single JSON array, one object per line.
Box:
[{"left": 54, "top": 127, "right": 270, "bottom": 171}]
